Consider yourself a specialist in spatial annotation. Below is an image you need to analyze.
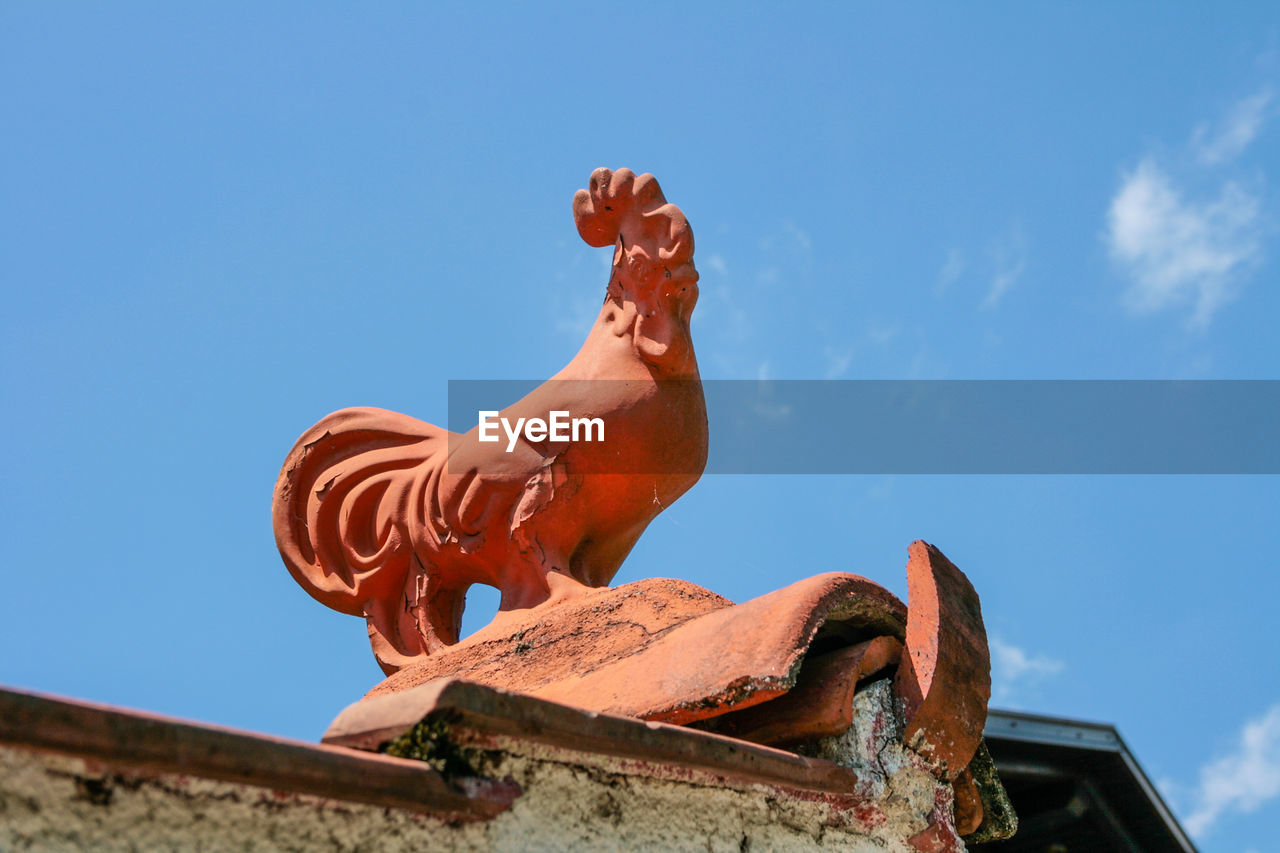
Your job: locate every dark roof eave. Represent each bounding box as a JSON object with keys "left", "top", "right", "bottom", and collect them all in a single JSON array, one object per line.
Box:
[{"left": 985, "top": 708, "right": 1197, "bottom": 853}]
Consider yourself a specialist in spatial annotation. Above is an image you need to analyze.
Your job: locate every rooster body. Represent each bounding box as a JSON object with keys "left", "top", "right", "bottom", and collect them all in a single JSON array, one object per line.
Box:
[{"left": 274, "top": 169, "right": 706, "bottom": 674}]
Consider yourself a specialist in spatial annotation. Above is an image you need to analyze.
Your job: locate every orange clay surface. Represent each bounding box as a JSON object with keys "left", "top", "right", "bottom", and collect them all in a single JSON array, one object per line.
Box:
[
  {"left": 366, "top": 572, "right": 908, "bottom": 726},
  {"left": 273, "top": 168, "right": 707, "bottom": 674}
]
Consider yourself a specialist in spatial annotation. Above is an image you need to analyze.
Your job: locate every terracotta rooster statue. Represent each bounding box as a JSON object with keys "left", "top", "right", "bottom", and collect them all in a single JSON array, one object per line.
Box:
[{"left": 273, "top": 169, "right": 707, "bottom": 674}]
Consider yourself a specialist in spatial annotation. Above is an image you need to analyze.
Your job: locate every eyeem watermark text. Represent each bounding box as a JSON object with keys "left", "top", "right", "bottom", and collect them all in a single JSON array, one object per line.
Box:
[
  {"left": 452, "top": 380, "right": 1280, "bottom": 473},
  {"left": 478, "top": 410, "right": 605, "bottom": 452}
]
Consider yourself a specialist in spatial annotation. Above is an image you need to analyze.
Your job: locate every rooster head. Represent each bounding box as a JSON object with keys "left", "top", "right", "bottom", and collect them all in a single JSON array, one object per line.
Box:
[{"left": 573, "top": 168, "right": 699, "bottom": 370}]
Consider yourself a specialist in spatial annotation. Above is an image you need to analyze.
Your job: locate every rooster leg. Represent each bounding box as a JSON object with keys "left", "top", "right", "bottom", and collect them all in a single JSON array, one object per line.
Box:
[
  {"left": 363, "top": 593, "right": 435, "bottom": 676},
  {"left": 491, "top": 539, "right": 593, "bottom": 614},
  {"left": 569, "top": 523, "right": 646, "bottom": 589},
  {"left": 409, "top": 570, "right": 470, "bottom": 655}
]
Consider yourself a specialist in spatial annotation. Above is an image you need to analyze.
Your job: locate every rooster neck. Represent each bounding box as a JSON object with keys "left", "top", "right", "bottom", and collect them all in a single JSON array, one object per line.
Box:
[{"left": 559, "top": 297, "right": 699, "bottom": 381}]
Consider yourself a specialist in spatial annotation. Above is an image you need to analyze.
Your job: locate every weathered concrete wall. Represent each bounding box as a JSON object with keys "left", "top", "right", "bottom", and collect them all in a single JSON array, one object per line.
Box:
[{"left": 1, "top": 684, "right": 952, "bottom": 852}]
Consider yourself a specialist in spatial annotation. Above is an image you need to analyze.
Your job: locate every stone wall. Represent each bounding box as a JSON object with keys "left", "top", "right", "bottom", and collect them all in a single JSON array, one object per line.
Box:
[{"left": 0, "top": 681, "right": 957, "bottom": 852}]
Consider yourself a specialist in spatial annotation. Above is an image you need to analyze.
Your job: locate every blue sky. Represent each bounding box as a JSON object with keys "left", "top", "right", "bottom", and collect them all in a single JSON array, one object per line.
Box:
[{"left": 2, "top": 4, "right": 1278, "bottom": 848}]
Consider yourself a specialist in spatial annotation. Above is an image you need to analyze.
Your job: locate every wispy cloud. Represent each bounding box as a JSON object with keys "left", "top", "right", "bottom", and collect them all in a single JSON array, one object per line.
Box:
[
  {"left": 551, "top": 244, "right": 608, "bottom": 339},
  {"left": 935, "top": 249, "right": 965, "bottom": 295},
  {"left": 989, "top": 637, "right": 1063, "bottom": 706},
  {"left": 866, "top": 322, "right": 900, "bottom": 348},
  {"left": 1193, "top": 87, "right": 1274, "bottom": 165},
  {"left": 1108, "top": 87, "right": 1271, "bottom": 328},
  {"left": 1183, "top": 702, "right": 1280, "bottom": 838},
  {"left": 690, "top": 246, "right": 756, "bottom": 377},
  {"left": 760, "top": 221, "right": 813, "bottom": 254},
  {"left": 983, "top": 229, "right": 1027, "bottom": 309},
  {"left": 759, "top": 221, "right": 813, "bottom": 283},
  {"left": 822, "top": 345, "right": 854, "bottom": 379},
  {"left": 1106, "top": 158, "right": 1261, "bottom": 326},
  {"left": 552, "top": 291, "right": 602, "bottom": 339},
  {"left": 938, "top": 230, "right": 1026, "bottom": 310},
  {"left": 699, "top": 221, "right": 811, "bottom": 378}
]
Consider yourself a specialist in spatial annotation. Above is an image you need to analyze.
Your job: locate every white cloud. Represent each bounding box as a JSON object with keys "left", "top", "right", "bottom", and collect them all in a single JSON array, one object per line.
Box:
[
  {"left": 989, "top": 637, "right": 1063, "bottom": 706},
  {"left": 934, "top": 233, "right": 1025, "bottom": 310},
  {"left": 823, "top": 345, "right": 854, "bottom": 379},
  {"left": 759, "top": 221, "right": 813, "bottom": 254},
  {"left": 1106, "top": 158, "right": 1261, "bottom": 327},
  {"left": 551, "top": 246, "right": 608, "bottom": 339},
  {"left": 759, "top": 221, "right": 813, "bottom": 280},
  {"left": 1193, "top": 88, "right": 1273, "bottom": 165},
  {"left": 984, "top": 257, "right": 1025, "bottom": 309},
  {"left": 1108, "top": 87, "right": 1272, "bottom": 328},
  {"left": 983, "top": 229, "right": 1027, "bottom": 309},
  {"left": 1183, "top": 702, "right": 1280, "bottom": 838},
  {"left": 1156, "top": 775, "right": 1184, "bottom": 811},
  {"left": 866, "top": 322, "right": 900, "bottom": 347},
  {"left": 935, "top": 249, "right": 965, "bottom": 295},
  {"left": 553, "top": 294, "right": 601, "bottom": 339},
  {"left": 786, "top": 222, "right": 813, "bottom": 253},
  {"left": 769, "top": 221, "right": 812, "bottom": 253}
]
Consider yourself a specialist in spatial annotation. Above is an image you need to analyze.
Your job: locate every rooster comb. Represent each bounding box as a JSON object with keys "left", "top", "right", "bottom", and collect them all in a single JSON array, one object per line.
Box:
[{"left": 573, "top": 168, "right": 695, "bottom": 278}]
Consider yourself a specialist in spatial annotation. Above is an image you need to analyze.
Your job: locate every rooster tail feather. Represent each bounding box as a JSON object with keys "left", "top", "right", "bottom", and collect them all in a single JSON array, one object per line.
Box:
[{"left": 272, "top": 407, "right": 455, "bottom": 672}]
